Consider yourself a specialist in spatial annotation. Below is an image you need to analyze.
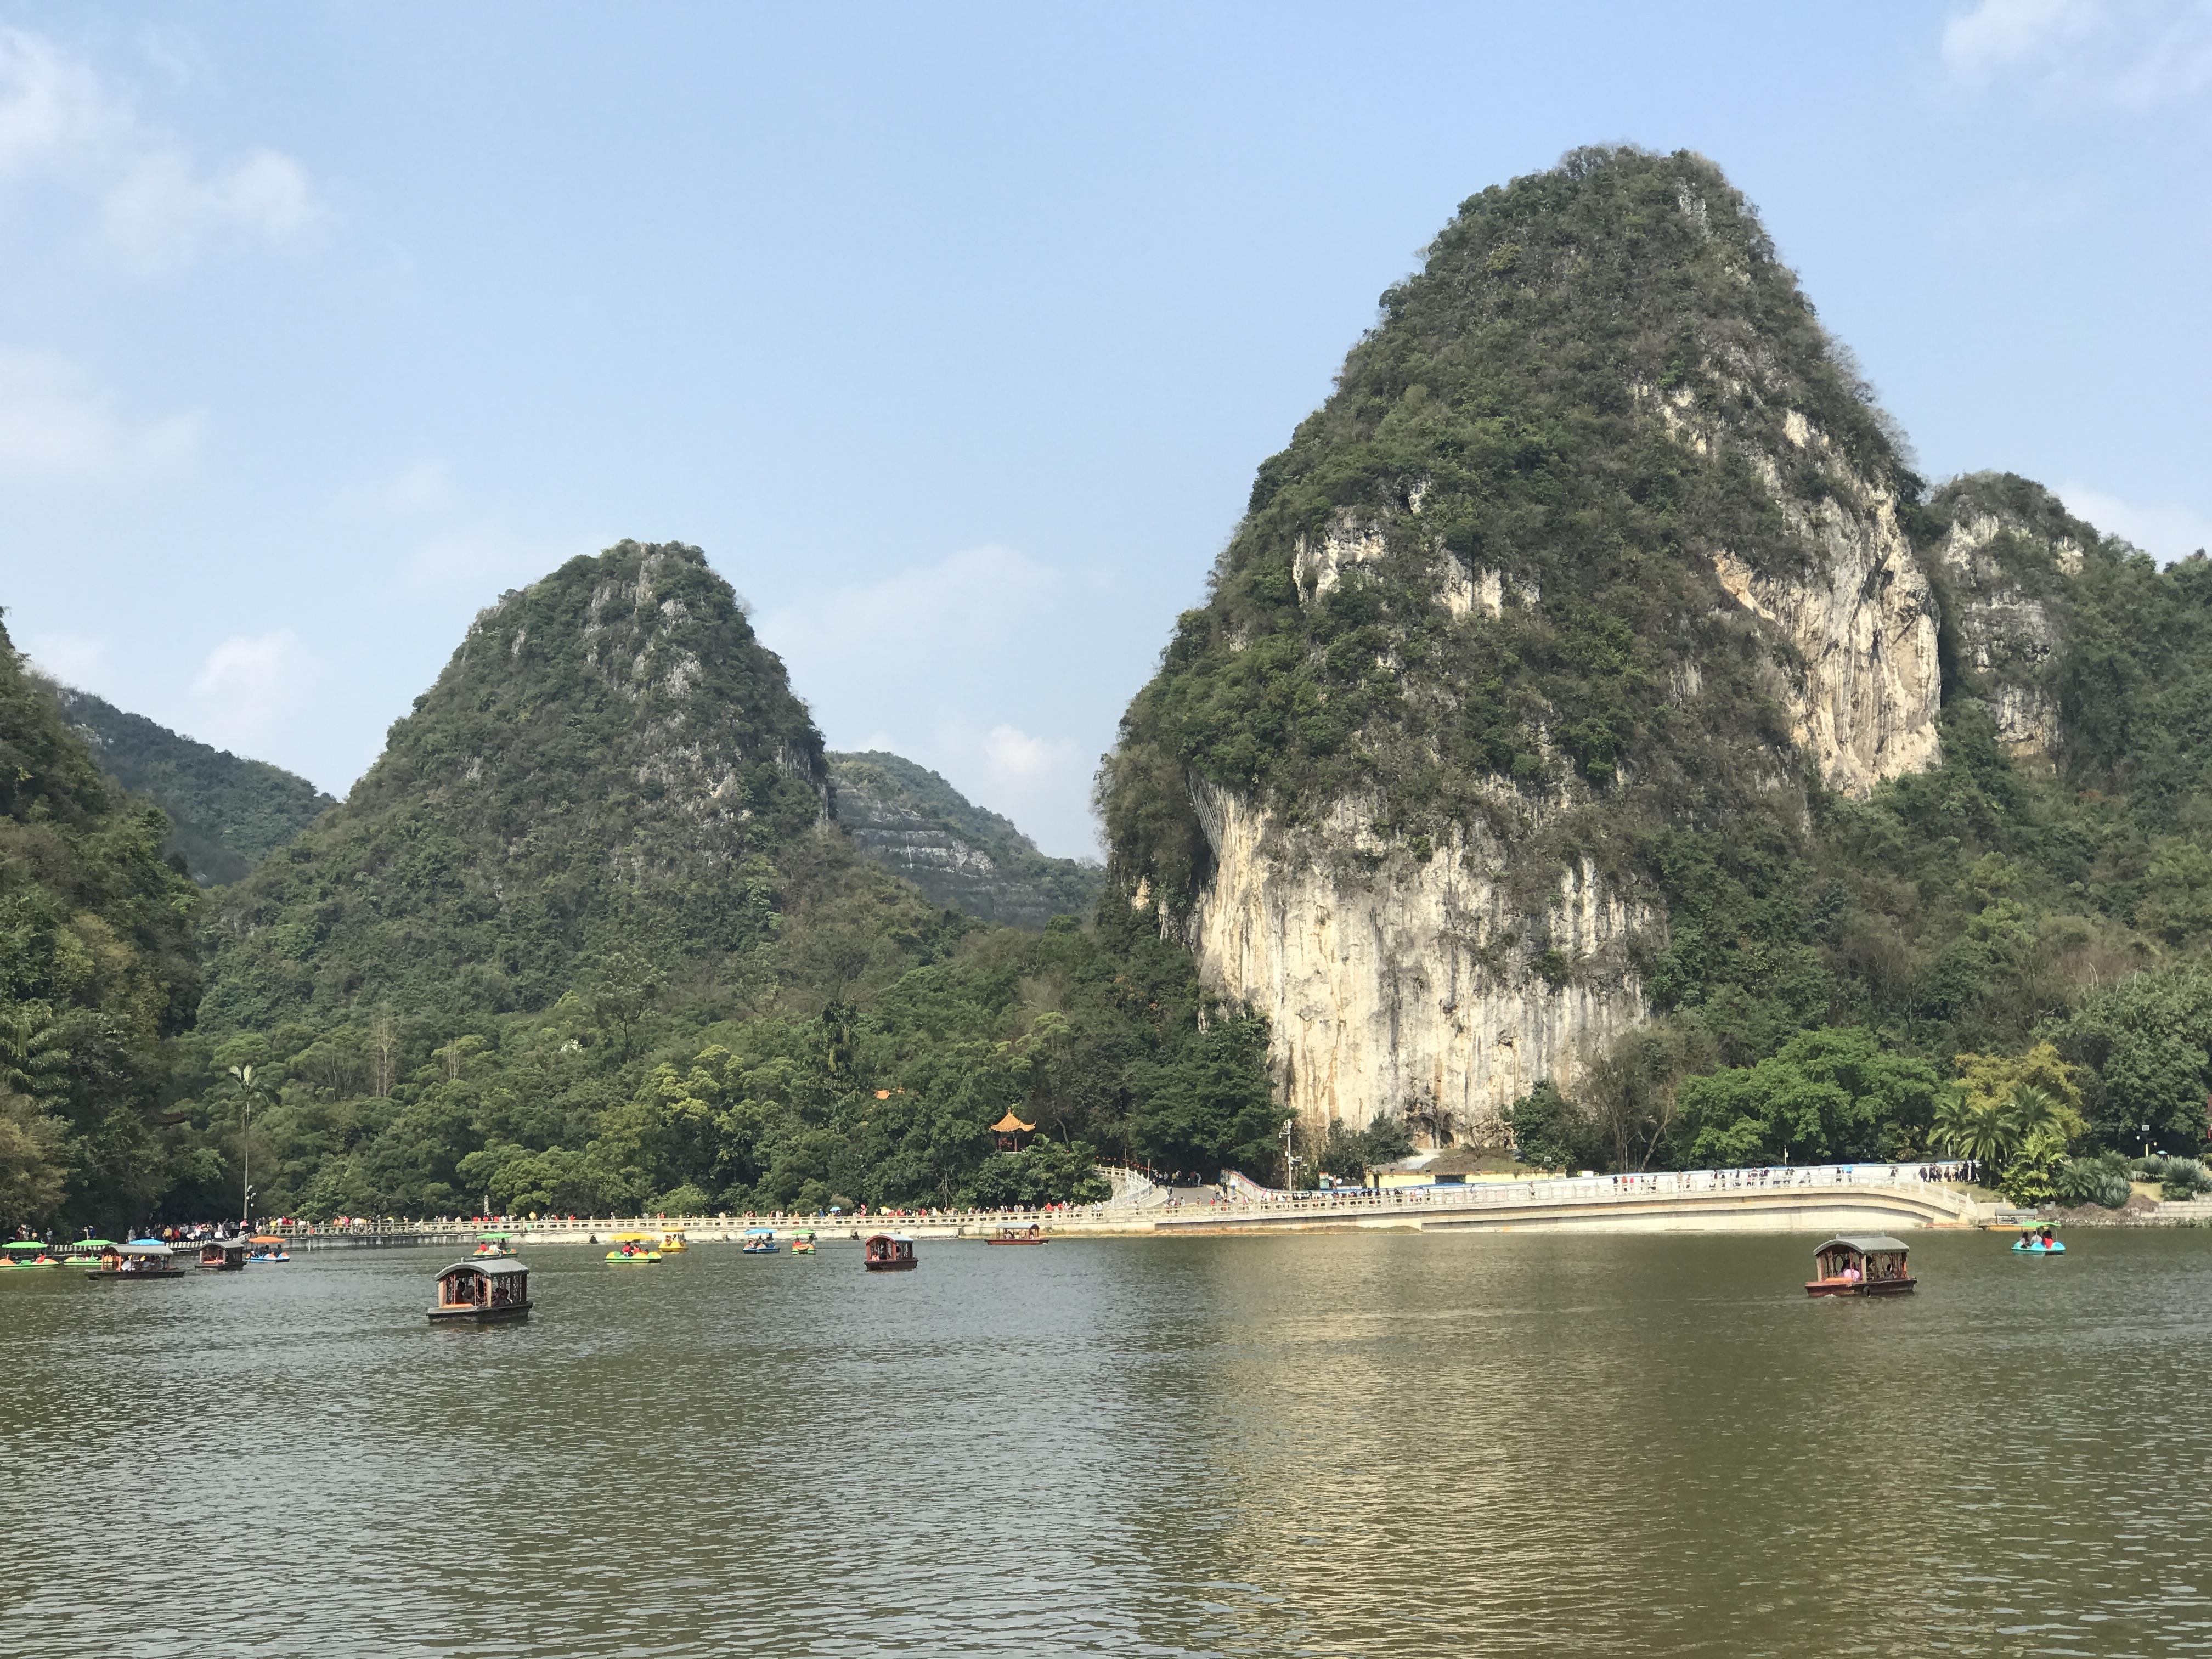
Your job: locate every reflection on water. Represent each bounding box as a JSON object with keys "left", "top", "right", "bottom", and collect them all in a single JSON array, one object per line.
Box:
[{"left": 4, "top": 1231, "right": 2210, "bottom": 1656}]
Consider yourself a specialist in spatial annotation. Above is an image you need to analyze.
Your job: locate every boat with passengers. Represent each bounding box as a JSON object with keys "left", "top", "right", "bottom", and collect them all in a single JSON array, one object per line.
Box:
[
  {"left": 741, "top": 1228, "right": 778, "bottom": 1255},
  {"left": 1805, "top": 1235, "right": 1916, "bottom": 1296},
  {"left": 87, "top": 1240, "right": 185, "bottom": 1280},
  {"left": 2, "top": 1240, "right": 60, "bottom": 1270}
]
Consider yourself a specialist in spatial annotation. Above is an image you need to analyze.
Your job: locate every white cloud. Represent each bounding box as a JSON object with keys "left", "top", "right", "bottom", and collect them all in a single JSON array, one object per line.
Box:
[
  {"left": 757, "top": 544, "right": 1058, "bottom": 661},
  {"left": 1943, "top": 0, "right": 2102, "bottom": 86},
  {"left": 0, "top": 347, "right": 199, "bottom": 478},
  {"left": 191, "top": 628, "right": 317, "bottom": 750},
  {"left": 2059, "top": 481, "right": 2212, "bottom": 561},
  {"left": 20, "top": 630, "right": 109, "bottom": 687},
  {"left": 983, "top": 723, "right": 1076, "bottom": 783},
  {"left": 0, "top": 25, "right": 330, "bottom": 270},
  {"left": 1940, "top": 0, "right": 2212, "bottom": 104}
]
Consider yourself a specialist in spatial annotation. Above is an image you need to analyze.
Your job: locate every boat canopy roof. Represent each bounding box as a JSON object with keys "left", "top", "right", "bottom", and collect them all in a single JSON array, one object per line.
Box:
[
  {"left": 744, "top": 1227, "right": 775, "bottom": 1235},
  {"left": 1816, "top": 1235, "right": 1909, "bottom": 1255},
  {"left": 248, "top": 1234, "right": 287, "bottom": 1245},
  {"left": 71, "top": 1238, "right": 116, "bottom": 1250},
  {"left": 439, "top": 1259, "right": 527, "bottom": 1278},
  {"left": 3, "top": 1240, "right": 46, "bottom": 1251},
  {"left": 477, "top": 1231, "right": 512, "bottom": 1240},
  {"left": 608, "top": 1231, "right": 654, "bottom": 1242},
  {"left": 117, "top": 1241, "right": 172, "bottom": 1257}
]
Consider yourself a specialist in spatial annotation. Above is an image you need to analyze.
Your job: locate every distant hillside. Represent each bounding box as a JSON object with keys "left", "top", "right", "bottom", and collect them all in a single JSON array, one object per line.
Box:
[
  {"left": 828, "top": 751, "right": 1103, "bottom": 928},
  {"left": 39, "top": 681, "right": 334, "bottom": 885}
]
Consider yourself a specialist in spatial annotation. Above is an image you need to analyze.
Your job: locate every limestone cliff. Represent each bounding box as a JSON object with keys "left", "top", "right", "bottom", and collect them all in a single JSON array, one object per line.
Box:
[
  {"left": 1927, "top": 472, "right": 2090, "bottom": 764},
  {"left": 828, "top": 751, "right": 1102, "bottom": 928},
  {"left": 1101, "top": 146, "right": 1957, "bottom": 1143}
]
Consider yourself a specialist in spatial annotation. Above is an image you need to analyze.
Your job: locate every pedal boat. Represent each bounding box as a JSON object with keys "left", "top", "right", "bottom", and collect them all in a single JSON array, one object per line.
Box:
[
  {"left": 471, "top": 1232, "right": 519, "bottom": 1259},
  {"left": 246, "top": 1234, "right": 291, "bottom": 1262},
  {"left": 1, "top": 1240, "right": 60, "bottom": 1270},
  {"left": 741, "top": 1227, "right": 778, "bottom": 1255},
  {"left": 2012, "top": 1235, "right": 2066, "bottom": 1254},
  {"left": 605, "top": 1232, "right": 661, "bottom": 1263},
  {"left": 788, "top": 1231, "right": 816, "bottom": 1256}
]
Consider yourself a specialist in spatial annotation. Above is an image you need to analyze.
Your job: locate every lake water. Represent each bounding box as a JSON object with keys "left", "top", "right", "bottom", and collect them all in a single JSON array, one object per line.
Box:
[{"left": 4, "top": 1229, "right": 2210, "bottom": 1657}]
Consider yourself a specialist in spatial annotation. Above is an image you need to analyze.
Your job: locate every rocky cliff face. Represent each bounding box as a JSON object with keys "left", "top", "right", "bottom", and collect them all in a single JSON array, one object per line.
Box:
[
  {"left": 1102, "top": 146, "right": 1962, "bottom": 1143},
  {"left": 1928, "top": 473, "right": 2089, "bottom": 764},
  {"left": 828, "top": 751, "right": 1102, "bottom": 928},
  {"left": 1187, "top": 785, "right": 1650, "bottom": 1136}
]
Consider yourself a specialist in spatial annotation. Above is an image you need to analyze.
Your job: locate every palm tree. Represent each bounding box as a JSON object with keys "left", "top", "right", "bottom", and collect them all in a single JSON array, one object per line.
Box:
[
  {"left": 0, "top": 1002, "right": 69, "bottom": 1105},
  {"left": 2002, "top": 1084, "right": 2063, "bottom": 1142},
  {"left": 225, "top": 1064, "right": 278, "bottom": 1226},
  {"left": 1934, "top": 1094, "right": 2017, "bottom": 1183}
]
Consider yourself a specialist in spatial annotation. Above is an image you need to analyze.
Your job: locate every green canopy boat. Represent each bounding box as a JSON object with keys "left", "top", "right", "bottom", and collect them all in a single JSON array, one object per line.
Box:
[{"left": 2, "top": 1240, "right": 60, "bottom": 1269}]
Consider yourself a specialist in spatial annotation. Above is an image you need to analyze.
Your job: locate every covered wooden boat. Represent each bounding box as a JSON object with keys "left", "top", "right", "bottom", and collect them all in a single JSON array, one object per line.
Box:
[
  {"left": 430, "top": 1259, "right": 531, "bottom": 1321},
  {"left": 986, "top": 1224, "right": 1048, "bottom": 1246},
  {"left": 88, "top": 1240, "right": 185, "bottom": 1280},
  {"left": 863, "top": 1233, "right": 917, "bottom": 1272},
  {"left": 198, "top": 1237, "right": 249, "bottom": 1271},
  {"left": 1806, "top": 1235, "right": 1916, "bottom": 1297}
]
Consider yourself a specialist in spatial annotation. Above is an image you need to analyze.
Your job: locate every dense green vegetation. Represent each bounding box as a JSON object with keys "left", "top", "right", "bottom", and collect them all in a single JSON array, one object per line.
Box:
[
  {"left": 40, "top": 680, "right": 333, "bottom": 885},
  {"left": 828, "top": 750, "right": 1102, "bottom": 928},
  {"left": 0, "top": 613, "right": 203, "bottom": 1227},
  {"left": 0, "top": 545, "right": 1283, "bottom": 1234}
]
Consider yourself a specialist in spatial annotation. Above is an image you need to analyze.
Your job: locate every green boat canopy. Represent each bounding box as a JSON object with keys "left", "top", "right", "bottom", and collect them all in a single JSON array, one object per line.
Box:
[
  {"left": 3, "top": 1241, "right": 47, "bottom": 1251},
  {"left": 477, "top": 1232, "right": 512, "bottom": 1240},
  {"left": 71, "top": 1239, "right": 117, "bottom": 1250}
]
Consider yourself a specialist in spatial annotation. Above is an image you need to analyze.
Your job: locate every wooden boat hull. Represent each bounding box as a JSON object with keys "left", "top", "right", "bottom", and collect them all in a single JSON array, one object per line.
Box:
[
  {"left": 87, "top": 1269, "right": 186, "bottom": 1281},
  {"left": 1806, "top": 1277, "right": 1916, "bottom": 1297},
  {"left": 986, "top": 1237, "right": 1048, "bottom": 1246},
  {"left": 428, "top": 1300, "right": 531, "bottom": 1322},
  {"left": 864, "top": 1259, "right": 918, "bottom": 1272}
]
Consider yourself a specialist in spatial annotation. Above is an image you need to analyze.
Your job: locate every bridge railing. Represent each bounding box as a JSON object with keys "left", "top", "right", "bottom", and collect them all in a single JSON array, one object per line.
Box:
[{"left": 1187, "top": 1161, "right": 1976, "bottom": 1217}]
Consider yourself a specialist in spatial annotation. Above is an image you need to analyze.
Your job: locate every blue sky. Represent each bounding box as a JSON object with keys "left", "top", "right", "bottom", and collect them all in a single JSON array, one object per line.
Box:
[{"left": 1, "top": 2, "right": 2207, "bottom": 857}]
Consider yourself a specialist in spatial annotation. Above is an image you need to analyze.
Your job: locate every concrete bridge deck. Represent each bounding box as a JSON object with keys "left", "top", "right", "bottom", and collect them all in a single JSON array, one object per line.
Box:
[{"left": 259, "top": 1163, "right": 1991, "bottom": 1248}]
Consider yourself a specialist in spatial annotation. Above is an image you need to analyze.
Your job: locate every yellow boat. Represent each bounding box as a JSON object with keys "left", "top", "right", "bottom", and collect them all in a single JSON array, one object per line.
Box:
[
  {"left": 659, "top": 1231, "right": 688, "bottom": 1254},
  {"left": 605, "top": 1231, "right": 662, "bottom": 1263}
]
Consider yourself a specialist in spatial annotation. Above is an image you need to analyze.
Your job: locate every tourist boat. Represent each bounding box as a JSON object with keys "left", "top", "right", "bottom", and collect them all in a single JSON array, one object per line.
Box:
[
  {"left": 1805, "top": 1235, "right": 1916, "bottom": 1296},
  {"left": 246, "top": 1234, "right": 291, "bottom": 1263},
  {"left": 2013, "top": 1232, "right": 2067, "bottom": 1254},
  {"left": 429, "top": 1259, "right": 531, "bottom": 1322},
  {"left": 1, "top": 1240, "right": 60, "bottom": 1270},
  {"left": 659, "top": 1231, "right": 688, "bottom": 1254},
  {"left": 197, "top": 1237, "right": 249, "bottom": 1271},
  {"left": 87, "top": 1241, "right": 185, "bottom": 1280},
  {"left": 741, "top": 1228, "right": 778, "bottom": 1255},
  {"left": 789, "top": 1231, "right": 816, "bottom": 1256},
  {"left": 605, "top": 1232, "right": 661, "bottom": 1263},
  {"left": 986, "top": 1224, "right": 1048, "bottom": 1246},
  {"left": 471, "top": 1232, "right": 519, "bottom": 1259},
  {"left": 863, "top": 1233, "right": 917, "bottom": 1272}
]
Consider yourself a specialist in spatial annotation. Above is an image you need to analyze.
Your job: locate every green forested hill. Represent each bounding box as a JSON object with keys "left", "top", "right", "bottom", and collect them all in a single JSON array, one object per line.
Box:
[
  {"left": 828, "top": 751, "right": 1102, "bottom": 927},
  {"left": 0, "top": 613, "right": 202, "bottom": 1226},
  {"left": 40, "top": 680, "right": 334, "bottom": 884},
  {"left": 119, "top": 542, "right": 1279, "bottom": 1228}
]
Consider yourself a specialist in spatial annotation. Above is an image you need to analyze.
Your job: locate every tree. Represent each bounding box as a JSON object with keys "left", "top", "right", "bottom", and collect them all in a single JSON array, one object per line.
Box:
[
  {"left": 1677, "top": 1027, "right": 1946, "bottom": 1169},
  {"left": 1506, "top": 1080, "right": 1594, "bottom": 1172},
  {"left": 0, "top": 1002, "right": 69, "bottom": 1105}
]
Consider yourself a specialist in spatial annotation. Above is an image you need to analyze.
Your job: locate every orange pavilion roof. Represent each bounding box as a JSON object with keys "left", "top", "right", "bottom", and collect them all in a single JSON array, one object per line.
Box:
[{"left": 991, "top": 1111, "right": 1036, "bottom": 1133}]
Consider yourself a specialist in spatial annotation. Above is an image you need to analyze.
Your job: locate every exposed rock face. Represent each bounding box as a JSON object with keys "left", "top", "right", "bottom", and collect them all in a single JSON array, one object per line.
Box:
[
  {"left": 1189, "top": 785, "right": 1650, "bottom": 1139},
  {"left": 828, "top": 751, "right": 1101, "bottom": 928},
  {"left": 1928, "top": 473, "right": 2086, "bottom": 763},
  {"left": 1660, "top": 392, "right": 1944, "bottom": 798}
]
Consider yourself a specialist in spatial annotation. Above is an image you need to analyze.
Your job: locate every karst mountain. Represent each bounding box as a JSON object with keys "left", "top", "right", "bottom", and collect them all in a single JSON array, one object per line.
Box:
[{"left": 1101, "top": 144, "right": 2204, "bottom": 1149}]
